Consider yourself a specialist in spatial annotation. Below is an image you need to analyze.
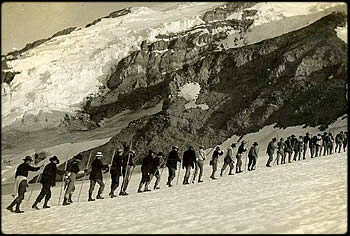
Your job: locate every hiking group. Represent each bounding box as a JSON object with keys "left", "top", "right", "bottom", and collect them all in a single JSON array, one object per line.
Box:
[{"left": 6, "top": 130, "right": 348, "bottom": 213}]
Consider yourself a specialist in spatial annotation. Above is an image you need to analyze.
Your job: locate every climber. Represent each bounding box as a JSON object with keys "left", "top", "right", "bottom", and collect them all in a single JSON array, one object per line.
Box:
[
  {"left": 220, "top": 143, "right": 236, "bottom": 176},
  {"left": 87, "top": 152, "right": 109, "bottom": 201},
  {"left": 166, "top": 146, "right": 181, "bottom": 187},
  {"left": 182, "top": 146, "right": 196, "bottom": 185},
  {"left": 210, "top": 146, "right": 223, "bottom": 179}
]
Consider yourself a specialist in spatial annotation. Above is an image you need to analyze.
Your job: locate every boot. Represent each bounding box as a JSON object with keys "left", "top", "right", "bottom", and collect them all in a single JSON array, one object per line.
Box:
[
  {"left": 6, "top": 201, "right": 16, "bottom": 212},
  {"left": 119, "top": 191, "right": 128, "bottom": 196},
  {"left": 154, "top": 185, "right": 160, "bottom": 190},
  {"left": 96, "top": 194, "right": 104, "bottom": 199},
  {"left": 109, "top": 191, "right": 116, "bottom": 198},
  {"left": 68, "top": 194, "right": 73, "bottom": 203},
  {"left": 88, "top": 193, "right": 95, "bottom": 201},
  {"left": 43, "top": 200, "right": 50, "bottom": 209},
  {"left": 198, "top": 179, "right": 203, "bottom": 183},
  {"left": 15, "top": 203, "right": 24, "bottom": 213},
  {"left": 63, "top": 197, "right": 71, "bottom": 206},
  {"left": 32, "top": 200, "right": 40, "bottom": 210}
]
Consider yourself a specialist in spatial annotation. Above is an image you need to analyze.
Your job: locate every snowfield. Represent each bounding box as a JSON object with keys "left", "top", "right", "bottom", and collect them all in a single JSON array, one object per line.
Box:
[
  {"left": 2, "top": 2, "right": 223, "bottom": 128},
  {"left": 178, "top": 82, "right": 209, "bottom": 110},
  {"left": 1, "top": 150, "right": 347, "bottom": 234}
]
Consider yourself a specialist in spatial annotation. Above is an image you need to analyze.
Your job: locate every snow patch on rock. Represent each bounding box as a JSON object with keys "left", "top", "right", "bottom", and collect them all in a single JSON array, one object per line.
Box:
[
  {"left": 336, "top": 23, "right": 347, "bottom": 44},
  {"left": 178, "top": 82, "right": 209, "bottom": 110}
]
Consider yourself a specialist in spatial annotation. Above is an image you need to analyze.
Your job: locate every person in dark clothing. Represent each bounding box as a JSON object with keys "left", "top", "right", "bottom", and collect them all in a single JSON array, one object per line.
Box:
[
  {"left": 284, "top": 136, "right": 293, "bottom": 163},
  {"left": 335, "top": 131, "right": 345, "bottom": 153},
  {"left": 321, "top": 132, "right": 328, "bottom": 156},
  {"left": 290, "top": 135, "right": 297, "bottom": 158},
  {"left": 303, "top": 132, "right": 311, "bottom": 159},
  {"left": 119, "top": 149, "right": 136, "bottom": 196},
  {"left": 166, "top": 146, "right": 181, "bottom": 187},
  {"left": 210, "top": 146, "right": 223, "bottom": 179},
  {"left": 236, "top": 141, "right": 247, "bottom": 173},
  {"left": 276, "top": 138, "right": 286, "bottom": 165},
  {"left": 148, "top": 152, "right": 164, "bottom": 190},
  {"left": 88, "top": 152, "right": 109, "bottom": 201},
  {"left": 182, "top": 146, "right": 196, "bottom": 185},
  {"left": 220, "top": 143, "right": 236, "bottom": 176},
  {"left": 138, "top": 151, "right": 155, "bottom": 192},
  {"left": 7, "top": 156, "right": 41, "bottom": 213},
  {"left": 109, "top": 148, "right": 123, "bottom": 198},
  {"left": 32, "top": 156, "right": 62, "bottom": 209},
  {"left": 266, "top": 138, "right": 277, "bottom": 167},
  {"left": 343, "top": 131, "right": 348, "bottom": 152},
  {"left": 63, "top": 154, "right": 83, "bottom": 205},
  {"left": 310, "top": 135, "right": 318, "bottom": 158},
  {"left": 248, "top": 142, "right": 259, "bottom": 171},
  {"left": 326, "top": 132, "right": 334, "bottom": 155},
  {"left": 292, "top": 136, "right": 302, "bottom": 161}
]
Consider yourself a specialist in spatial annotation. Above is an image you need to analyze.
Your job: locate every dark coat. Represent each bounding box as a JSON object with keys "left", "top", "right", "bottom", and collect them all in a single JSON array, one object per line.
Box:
[
  {"left": 40, "top": 162, "right": 57, "bottom": 186},
  {"left": 89, "top": 159, "right": 108, "bottom": 180},
  {"left": 150, "top": 156, "right": 161, "bottom": 173},
  {"left": 182, "top": 149, "right": 196, "bottom": 169},
  {"left": 66, "top": 160, "right": 80, "bottom": 174},
  {"left": 266, "top": 141, "right": 277, "bottom": 155},
  {"left": 15, "top": 162, "right": 40, "bottom": 178},
  {"left": 110, "top": 153, "right": 123, "bottom": 176},
  {"left": 290, "top": 137, "right": 298, "bottom": 149},
  {"left": 122, "top": 151, "right": 135, "bottom": 167},
  {"left": 237, "top": 144, "right": 247, "bottom": 155},
  {"left": 166, "top": 150, "right": 181, "bottom": 169},
  {"left": 141, "top": 154, "right": 154, "bottom": 173},
  {"left": 211, "top": 150, "right": 223, "bottom": 161},
  {"left": 304, "top": 135, "right": 311, "bottom": 144}
]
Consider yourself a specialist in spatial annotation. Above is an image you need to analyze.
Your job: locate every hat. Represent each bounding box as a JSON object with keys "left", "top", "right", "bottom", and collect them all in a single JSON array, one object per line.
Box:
[
  {"left": 49, "top": 156, "right": 60, "bottom": 164},
  {"left": 272, "top": 138, "right": 277, "bottom": 142},
  {"left": 189, "top": 146, "right": 194, "bottom": 149},
  {"left": 157, "top": 152, "right": 164, "bottom": 156},
  {"left": 96, "top": 152, "right": 103, "bottom": 157},
  {"left": 280, "top": 138, "right": 284, "bottom": 141},
  {"left": 199, "top": 145, "right": 205, "bottom": 149},
  {"left": 242, "top": 140, "right": 247, "bottom": 144},
  {"left": 172, "top": 146, "right": 178, "bottom": 150},
  {"left": 291, "top": 135, "right": 295, "bottom": 137},
  {"left": 117, "top": 148, "right": 123, "bottom": 153},
  {"left": 253, "top": 142, "right": 258, "bottom": 146},
  {"left": 23, "top": 156, "right": 33, "bottom": 162},
  {"left": 129, "top": 150, "right": 135, "bottom": 156},
  {"left": 216, "top": 146, "right": 220, "bottom": 150},
  {"left": 231, "top": 143, "right": 237, "bottom": 147},
  {"left": 306, "top": 132, "right": 310, "bottom": 135}
]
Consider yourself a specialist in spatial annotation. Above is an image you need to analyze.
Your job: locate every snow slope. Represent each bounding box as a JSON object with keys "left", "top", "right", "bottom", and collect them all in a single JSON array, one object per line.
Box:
[
  {"left": 1, "top": 150, "right": 346, "bottom": 234},
  {"left": 178, "top": 82, "right": 209, "bottom": 110},
  {"left": 2, "top": 2, "right": 224, "bottom": 128},
  {"left": 1, "top": 116, "right": 347, "bottom": 233}
]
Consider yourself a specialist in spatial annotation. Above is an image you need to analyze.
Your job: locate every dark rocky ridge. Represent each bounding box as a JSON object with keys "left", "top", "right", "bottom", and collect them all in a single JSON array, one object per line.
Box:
[{"left": 72, "top": 12, "right": 347, "bottom": 170}]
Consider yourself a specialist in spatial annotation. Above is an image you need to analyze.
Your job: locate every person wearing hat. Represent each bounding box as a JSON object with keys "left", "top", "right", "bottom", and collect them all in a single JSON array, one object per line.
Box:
[
  {"left": 32, "top": 156, "right": 63, "bottom": 209},
  {"left": 315, "top": 134, "right": 323, "bottom": 157},
  {"left": 236, "top": 141, "right": 248, "bottom": 173},
  {"left": 192, "top": 146, "right": 206, "bottom": 183},
  {"left": 303, "top": 132, "right": 311, "bottom": 159},
  {"left": 147, "top": 152, "right": 164, "bottom": 190},
  {"left": 220, "top": 143, "right": 236, "bottom": 176},
  {"left": 325, "top": 132, "right": 334, "bottom": 155},
  {"left": 210, "top": 146, "right": 223, "bottom": 179},
  {"left": 88, "top": 151, "right": 109, "bottom": 201},
  {"left": 248, "top": 142, "right": 259, "bottom": 171},
  {"left": 321, "top": 132, "right": 328, "bottom": 156},
  {"left": 166, "top": 146, "right": 181, "bottom": 187},
  {"left": 119, "top": 148, "right": 136, "bottom": 196},
  {"left": 182, "top": 146, "right": 196, "bottom": 185},
  {"left": 138, "top": 150, "right": 155, "bottom": 192},
  {"left": 290, "top": 135, "right": 297, "bottom": 157},
  {"left": 63, "top": 154, "right": 83, "bottom": 205},
  {"left": 266, "top": 138, "right": 277, "bottom": 167},
  {"left": 7, "top": 156, "right": 42, "bottom": 213},
  {"left": 276, "top": 138, "right": 286, "bottom": 165},
  {"left": 284, "top": 136, "right": 293, "bottom": 163},
  {"left": 109, "top": 148, "right": 124, "bottom": 198}
]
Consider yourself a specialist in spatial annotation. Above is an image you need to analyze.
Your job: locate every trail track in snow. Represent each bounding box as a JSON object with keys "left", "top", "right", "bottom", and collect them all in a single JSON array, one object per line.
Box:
[{"left": 1, "top": 150, "right": 347, "bottom": 234}]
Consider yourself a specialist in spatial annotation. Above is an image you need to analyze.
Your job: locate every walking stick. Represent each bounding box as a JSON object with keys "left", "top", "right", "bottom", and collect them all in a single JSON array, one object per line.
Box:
[
  {"left": 26, "top": 163, "right": 44, "bottom": 206},
  {"left": 120, "top": 140, "right": 133, "bottom": 194},
  {"left": 176, "top": 160, "right": 182, "bottom": 185},
  {"left": 58, "top": 152, "right": 70, "bottom": 205},
  {"left": 77, "top": 152, "right": 92, "bottom": 202},
  {"left": 104, "top": 149, "right": 116, "bottom": 190}
]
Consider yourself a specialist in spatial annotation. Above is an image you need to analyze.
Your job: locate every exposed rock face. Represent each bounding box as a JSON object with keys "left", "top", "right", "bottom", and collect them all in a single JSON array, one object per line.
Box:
[
  {"left": 74, "top": 12, "right": 347, "bottom": 168},
  {"left": 85, "top": 7, "right": 132, "bottom": 28}
]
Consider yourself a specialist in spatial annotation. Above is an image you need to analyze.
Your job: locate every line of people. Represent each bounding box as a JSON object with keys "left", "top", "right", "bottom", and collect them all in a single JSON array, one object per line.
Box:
[{"left": 6, "top": 130, "right": 347, "bottom": 213}]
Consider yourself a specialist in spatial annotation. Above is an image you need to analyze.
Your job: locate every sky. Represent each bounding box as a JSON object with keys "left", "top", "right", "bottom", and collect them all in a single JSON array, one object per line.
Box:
[{"left": 1, "top": 2, "right": 182, "bottom": 55}]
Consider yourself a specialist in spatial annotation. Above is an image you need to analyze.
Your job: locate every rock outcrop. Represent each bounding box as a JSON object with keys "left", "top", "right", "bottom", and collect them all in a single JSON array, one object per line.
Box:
[{"left": 74, "top": 12, "right": 347, "bottom": 168}]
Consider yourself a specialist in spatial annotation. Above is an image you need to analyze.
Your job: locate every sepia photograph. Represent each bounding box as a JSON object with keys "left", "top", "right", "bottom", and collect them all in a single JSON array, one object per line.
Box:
[{"left": 1, "top": 1, "right": 347, "bottom": 234}]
